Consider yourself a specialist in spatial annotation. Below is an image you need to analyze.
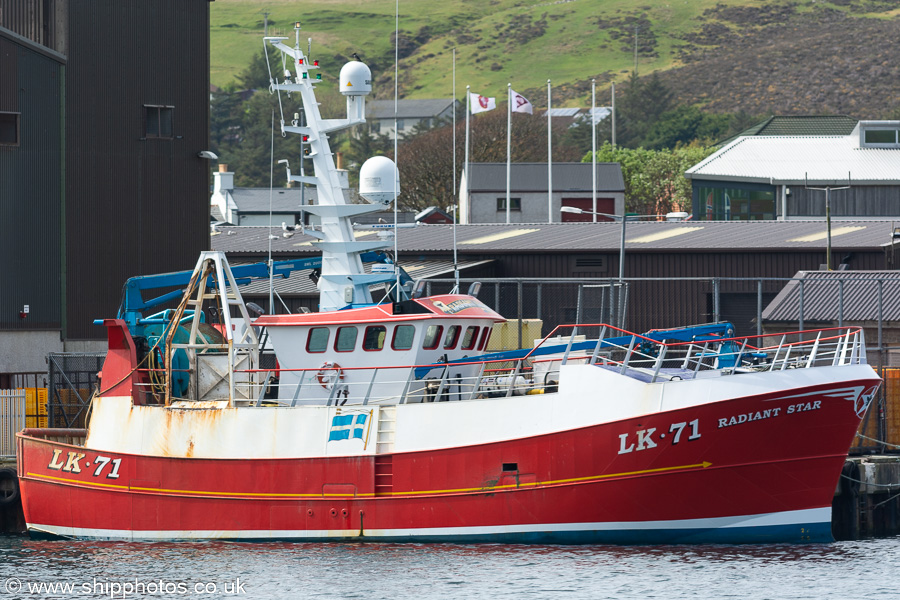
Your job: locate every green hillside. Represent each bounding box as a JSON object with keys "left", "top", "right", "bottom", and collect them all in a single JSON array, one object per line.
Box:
[{"left": 212, "top": 0, "right": 900, "bottom": 116}]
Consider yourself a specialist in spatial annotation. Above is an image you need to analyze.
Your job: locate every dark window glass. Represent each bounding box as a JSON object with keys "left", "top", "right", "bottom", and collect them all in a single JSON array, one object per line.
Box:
[
  {"left": 478, "top": 327, "right": 492, "bottom": 350},
  {"left": 461, "top": 326, "right": 479, "bottom": 350},
  {"left": 363, "top": 326, "right": 386, "bottom": 351},
  {"left": 444, "top": 325, "right": 461, "bottom": 349},
  {"left": 497, "top": 197, "right": 522, "bottom": 211},
  {"left": 864, "top": 129, "right": 897, "bottom": 144},
  {"left": 335, "top": 326, "right": 358, "bottom": 352},
  {"left": 392, "top": 325, "right": 416, "bottom": 350},
  {"left": 0, "top": 112, "right": 19, "bottom": 145},
  {"left": 144, "top": 105, "right": 174, "bottom": 139},
  {"left": 306, "top": 327, "right": 329, "bottom": 353},
  {"left": 423, "top": 325, "right": 443, "bottom": 350}
]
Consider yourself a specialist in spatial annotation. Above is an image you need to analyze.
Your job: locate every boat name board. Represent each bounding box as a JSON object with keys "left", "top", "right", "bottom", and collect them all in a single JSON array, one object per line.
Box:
[
  {"left": 48, "top": 449, "right": 122, "bottom": 479},
  {"left": 717, "top": 401, "right": 822, "bottom": 430},
  {"left": 617, "top": 419, "right": 701, "bottom": 455}
]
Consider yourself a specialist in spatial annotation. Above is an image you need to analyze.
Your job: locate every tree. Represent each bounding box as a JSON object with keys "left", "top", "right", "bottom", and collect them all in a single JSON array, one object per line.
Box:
[
  {"left": 389, "top": 105, "right": 583, "bottom": 212},
  {"left": 210, "top": 87, "right": 245, "bottom": 164},
  {"left": 586, "top": 142, "right": 715, "bottom": 215},
  {"left": 235, "top": 48, "right": 276, "bottom": 91}
]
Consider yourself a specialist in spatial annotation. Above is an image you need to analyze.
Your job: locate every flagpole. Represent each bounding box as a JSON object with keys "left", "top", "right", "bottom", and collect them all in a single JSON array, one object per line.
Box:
[
  {"left": 547, "top": 79, "right": 552, "bottom": 224},
  {"left": 452, "top": 48, "right": 456, "bottom": 199},
  {"left": 393, "top": 0, "right": 400, "bottom": 297},
  {"left": 464, "top": 85, "right": 470, "bottom": 225},
  {"left": 611, "top": 82, "right": 616, "bottom": 148},
  {"left": 506, "top": 82, "right": 511, "bottom": 225},
  {"left": 592, "top": 79, "right": 597, "bottom": 222}
]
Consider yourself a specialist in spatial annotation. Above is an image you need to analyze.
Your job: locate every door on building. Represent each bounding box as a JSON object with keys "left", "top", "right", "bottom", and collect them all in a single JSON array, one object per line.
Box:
[{"left": 561, "top": 198, "right": 615, "bottom": 221}]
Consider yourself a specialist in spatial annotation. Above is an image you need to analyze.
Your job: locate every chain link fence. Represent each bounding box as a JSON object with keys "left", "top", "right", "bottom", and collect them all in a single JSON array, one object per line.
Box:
[{"left": 47, "top": 353, "right": 105, "bottom": 428}]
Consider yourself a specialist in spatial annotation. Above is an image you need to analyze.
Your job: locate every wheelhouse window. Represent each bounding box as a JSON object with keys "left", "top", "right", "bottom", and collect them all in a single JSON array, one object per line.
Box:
[
  {"left": 444, "top": 325, "right": 461, "bottom": 349},
  {"left": 392, "top": 325, "right": 416, "bottom": 350},
  {"left": 0, "top": 112, "right": 19, "bottom": 146},
  {"left": 334, "top": 326, "right": 358, "bottom": 352},
  {"left": 144, "top": 105, "right": 174, "bottom": 139},
  {"left": 496, "top": 197, "right": 522, "bottom": 212},
  {"left": 423, "top": 325, "right": 443, "bottom": 350},
  {"left": 363, "top": 326, "right": 386, "bottom": 351},
  {"left": 461, "top": 326, "right": 480, "bottom": 350},
  {"left": 478, "top": 327, "right": 491, "bottom": 351},
  {"left": 306, "top": 327, "right": 330, "bottom": 352}
]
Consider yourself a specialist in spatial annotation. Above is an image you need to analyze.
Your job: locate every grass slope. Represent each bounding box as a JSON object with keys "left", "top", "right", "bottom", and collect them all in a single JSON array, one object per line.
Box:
[{"left": 211, "top": 0, "right": 900, "bottom": 116}]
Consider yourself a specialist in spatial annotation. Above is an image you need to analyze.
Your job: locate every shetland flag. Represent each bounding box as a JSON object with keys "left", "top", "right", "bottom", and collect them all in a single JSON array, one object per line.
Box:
[
  {"left": 510, "top": 90, "right": 533, "bottom": 114},
  {"left": 469, "top": 92, "right": 496, "bottom": 114},
  {"left": 328, "top": 412, "right": 369, "bottom": 441}
]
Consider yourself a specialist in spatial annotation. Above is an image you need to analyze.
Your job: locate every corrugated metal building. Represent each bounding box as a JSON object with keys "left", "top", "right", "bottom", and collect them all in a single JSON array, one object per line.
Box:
[
  {"left": 0, "top": 0, "right": 210, "bottom": 377},
  {"left": 213, "top": 220, "right": 900, "bottom": 336},
  {"left": 686, "top": 120, "right": 900, "bottom": 221}
]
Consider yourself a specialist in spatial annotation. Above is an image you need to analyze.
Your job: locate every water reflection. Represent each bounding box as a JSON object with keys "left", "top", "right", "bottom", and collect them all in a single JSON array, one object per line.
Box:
[{"left": 1, "top": 536, "right": 897, "bottom": 599}]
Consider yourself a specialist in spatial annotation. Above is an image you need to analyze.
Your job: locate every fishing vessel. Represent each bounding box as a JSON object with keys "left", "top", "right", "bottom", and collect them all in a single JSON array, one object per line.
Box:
[{"left": 16, "top": 25, "right": 880, "bottom": 544}]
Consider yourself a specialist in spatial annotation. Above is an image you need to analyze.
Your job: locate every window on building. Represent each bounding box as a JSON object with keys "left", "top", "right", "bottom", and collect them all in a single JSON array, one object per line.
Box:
[
  {"left": 0, "top": 112, "right": 19, "bottom": 146},
  {"left": 144, "top": 105, "right": 174, "bottom": 139},
  {"left": 396, "top": 119, "right": 405, "bottom": 131},
  {"left": 392, "top": 325, "right": 416, "bottom": 350},
  {"left": 306, "top": 327, "right": 330, "bottom": 352},
  {"left": 863, "top": 127, "right": 899, "bottom": 146},
  {"left": 698, "top": 186, "right": 775, "bottom": 221},
  {"left": 362, "top": 326, "right": 386, "bottom": 351},
  {"left": 371, "top": 121, "right": 381, "bottom": 134},
  {"left": 334, "top": 326, "right": 358, "bottom": 352},
  {"left": 496, "top": 197, "right": 522, "bottom": 212}
]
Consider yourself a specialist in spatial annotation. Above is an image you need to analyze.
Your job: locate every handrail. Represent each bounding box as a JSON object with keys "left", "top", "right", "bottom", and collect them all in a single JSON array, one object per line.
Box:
[{"left": 203, "top": 323, "right": 867, "bottom": 407}]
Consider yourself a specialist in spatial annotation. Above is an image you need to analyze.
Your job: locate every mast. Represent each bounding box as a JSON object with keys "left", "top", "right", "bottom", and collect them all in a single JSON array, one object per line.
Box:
[{"left": 267, "top": 24, "right": 397, "bottom": 311}]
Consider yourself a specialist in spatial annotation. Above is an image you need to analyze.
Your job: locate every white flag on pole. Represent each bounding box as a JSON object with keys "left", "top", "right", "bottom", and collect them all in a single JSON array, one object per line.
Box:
[
  {"left": 510, "top": 90, "right": 533, "bottom": 114},
  {"left": 469, "top": 92, "right": 496, "bottom": 114}
]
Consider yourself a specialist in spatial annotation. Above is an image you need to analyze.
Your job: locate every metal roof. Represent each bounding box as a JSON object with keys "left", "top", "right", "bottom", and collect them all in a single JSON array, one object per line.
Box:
[
  {"left": 728, "top": 116, "right": 857, "bottom": 140},
  {"left": 686, "top": 135, "right": 900, "bottom": 185},
  {"left": 762, "top": 270, "right": 900, "bottom": 322},
  {"left": 366, "top": 99, "right": 456, "bottom": 120},
  {"left": 232, "top": 259, "right": 495, "bottom": 297},
  {"left": 230, "top": 188, "right": 318, "bottom": 213},
  {"left": 542, "top": 108, "right": 582, "bottom": 118},
  {"left": 211, "top": 220, "right": 899, "bottom": 255},
  {"left": 468, "top": 163, "right": 625, "bottom": 193}
]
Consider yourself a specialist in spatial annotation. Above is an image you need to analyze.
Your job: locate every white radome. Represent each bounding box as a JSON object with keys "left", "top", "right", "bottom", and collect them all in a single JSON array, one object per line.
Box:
[
  {"left": 359, "top": 156, "right": 400, "bottom": 204},
  {"left": 339, "top": 61, "right": 372, "bottom": 96}
]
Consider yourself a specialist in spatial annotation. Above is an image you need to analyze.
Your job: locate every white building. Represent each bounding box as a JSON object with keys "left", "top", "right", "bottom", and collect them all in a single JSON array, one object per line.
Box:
[
  {"left": 366, "top": 99, "right": 459, "bottom": 139},
  {"left": 459, "top": 162, "right": 625, "bottom": 224}
]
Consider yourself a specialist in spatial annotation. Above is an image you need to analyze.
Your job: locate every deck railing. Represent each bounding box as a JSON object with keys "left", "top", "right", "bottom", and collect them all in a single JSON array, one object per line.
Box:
[{"left": 211, "top": 324, "right": 869, "bottom": 407}]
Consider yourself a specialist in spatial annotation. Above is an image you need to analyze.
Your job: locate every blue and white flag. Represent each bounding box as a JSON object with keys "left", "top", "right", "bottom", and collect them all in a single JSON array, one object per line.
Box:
[{"left": 329, "top": 412, "right": 369, "bottom": 441}]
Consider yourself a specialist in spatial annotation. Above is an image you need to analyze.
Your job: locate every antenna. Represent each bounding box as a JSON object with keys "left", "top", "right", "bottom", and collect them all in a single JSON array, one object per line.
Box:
[{"left": 805, "top": 171, "right": 852, "bottom": 271}]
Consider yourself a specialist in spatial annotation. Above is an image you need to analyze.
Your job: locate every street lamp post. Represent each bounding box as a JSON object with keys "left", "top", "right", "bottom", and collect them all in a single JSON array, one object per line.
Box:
[{"left": 560, "top": 207, "right": 628, "bottom": 282}]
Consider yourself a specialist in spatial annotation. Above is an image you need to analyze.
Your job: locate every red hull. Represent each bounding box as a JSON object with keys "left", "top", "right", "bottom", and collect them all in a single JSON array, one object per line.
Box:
[{"left": 17, "top": 380, "right": 877, "bottom": 544}]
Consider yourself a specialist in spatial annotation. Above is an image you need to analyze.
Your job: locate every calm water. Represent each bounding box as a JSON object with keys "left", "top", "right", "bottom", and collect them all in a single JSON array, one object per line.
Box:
[{"left": 1, "top": 535, "right": 898, "bottom": 599}]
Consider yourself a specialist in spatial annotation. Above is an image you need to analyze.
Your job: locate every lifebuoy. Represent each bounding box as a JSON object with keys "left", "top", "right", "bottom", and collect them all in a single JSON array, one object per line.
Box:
[{"left": 316, "top": 361, "right": 344, "bottom": 389}]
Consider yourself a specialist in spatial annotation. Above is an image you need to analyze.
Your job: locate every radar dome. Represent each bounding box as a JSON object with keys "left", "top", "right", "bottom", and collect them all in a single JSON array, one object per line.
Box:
[
  {"left": 339, "top": 61, "right": 372, "bottom": 96},
  {"left": 359, "top": 156, "right": 400, "bottom": 205}
]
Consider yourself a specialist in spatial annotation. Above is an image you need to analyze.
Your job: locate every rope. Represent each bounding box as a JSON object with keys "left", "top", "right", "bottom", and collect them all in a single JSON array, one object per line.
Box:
[
  {"left": 856, "top": 433, "right": 900, "bottom": 450},
  {"left": 840, "top": 474, "right": 898, "bottom": 489}
]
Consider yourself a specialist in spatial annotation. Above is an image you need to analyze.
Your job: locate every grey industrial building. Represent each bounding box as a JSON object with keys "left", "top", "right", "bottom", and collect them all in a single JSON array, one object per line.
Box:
[
  {"left": 0, "top": 0, "right": 211, "bottom": 383},
  {"left": 213, "top": 220, "right": 900, "bottom": 337}
]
